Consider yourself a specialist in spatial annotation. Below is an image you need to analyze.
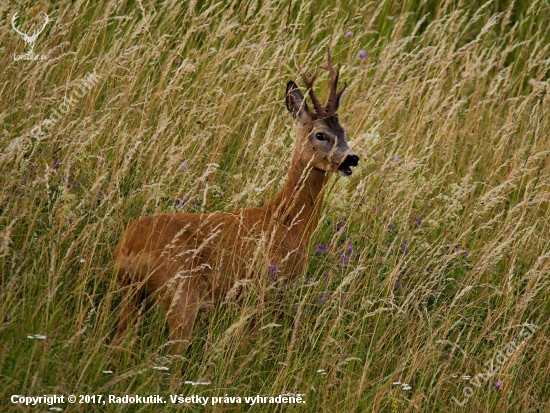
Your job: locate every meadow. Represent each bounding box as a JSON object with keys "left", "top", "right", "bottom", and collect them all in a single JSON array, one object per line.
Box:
[{"left": 1, "top": 0, "right": 549, "bottom": 411}]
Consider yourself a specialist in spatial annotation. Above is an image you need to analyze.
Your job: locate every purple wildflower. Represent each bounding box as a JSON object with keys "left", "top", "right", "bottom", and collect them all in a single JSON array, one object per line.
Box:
[
  {"left": 394, "top": 279, "right": 400, "bottom": 290},
  {"left": 259, "top": 201, "right": 265, "bottom": 207},
  {"left": 340, "top": 253, "right": 349, "bottom": 265},
  {"left": 97, "top": 190, "right": 105, "bottom": 206},
  {"left": 342, "top": 292, "right": 348, "bottom": 302},
  {"left": 387, "top": 223, "right": 392, "bottom": 231},
  {"left": 318, "top": 294, "right": 325, "bottom": 305},
  {"left": 358, "top": 50, "right": 367, "bottom": 60},
  {"left": 336, "top": 221, "right": 346, "bottom": 233},
  {"left": 401, "top": 241, "right": 407, "bottom": 252},
  {"left": 180, "top": 161, "right": 188, "bottom": 170},
  {"left": 344, "top": 30, "right": 353, "bottom": 38},
  {"left": 493, "top": 381, "right": 503, "bottom": 389},
  {"left": 414, "top": 218, "right": 422, "bottom": 228},
  {"left": 454, "top": 244, "right": 460, "bottom": 251},
  {"left": 347, "top": 240, "right": 353, "bottom": 255},
  {"left": 316, "top": 244, "right": 328, "bottom": 255},
  {"left": 54, "top": 159, "right": 60, "bottom": 169},
  {"left": 393, "top": 155, "right": 400, "bottom": 162},
  {"left": 267, "top": 265, "right": 278, "bottom": 276},
  {"left": 462, "top": 250, "right": 468, "bottom": 258},
  {"left": 323, "top": 271, "right": 329, "bottom": 278},
  {"left": 175, "top": 196, "right": 187, "bottom": 210}
]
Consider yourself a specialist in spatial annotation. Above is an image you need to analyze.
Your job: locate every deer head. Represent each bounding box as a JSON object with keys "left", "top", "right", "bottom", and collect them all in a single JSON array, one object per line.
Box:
[
  {"left": 11, "top": 12, "right": 50, "bottom": 54},
  {"left": 286, "top": 50, "right": 359, "bottom": 176}
]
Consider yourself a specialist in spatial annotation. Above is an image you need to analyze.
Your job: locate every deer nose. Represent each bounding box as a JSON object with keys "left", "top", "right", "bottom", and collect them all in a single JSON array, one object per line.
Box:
[{"left": 346, "top": 154, "right": 359, "bottom": 166}]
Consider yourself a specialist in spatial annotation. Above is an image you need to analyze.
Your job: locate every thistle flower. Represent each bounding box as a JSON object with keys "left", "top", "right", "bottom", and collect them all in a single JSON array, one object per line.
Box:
[
  {"left": 493, "top": 380, "right": 503, "bottom": 389},
  {"left": 344, "top": 30, "right": 353, "bottom": 38}
]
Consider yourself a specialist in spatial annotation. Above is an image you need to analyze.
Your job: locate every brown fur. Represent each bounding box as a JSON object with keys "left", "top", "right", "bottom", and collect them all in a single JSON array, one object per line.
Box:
[{"left": 113, "top": 52, "right": 359, "bottom": 354}]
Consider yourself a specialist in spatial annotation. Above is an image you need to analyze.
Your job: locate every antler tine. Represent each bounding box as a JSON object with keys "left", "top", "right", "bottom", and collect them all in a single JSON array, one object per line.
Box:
[
  {"left": 28, "top": 13, "right": 49, "bottom": 42},
  {"left": 293, "top": 55, "right": 324, "bottom": 115},
  {"left": 11, "top": 13, "right": 26, "bottom": 38},
  {"left": 319, "top": 48, "right": 342, "bottom": 113},
  {"left": 35, "top": 13, "right": 50, "bottom": 37}
]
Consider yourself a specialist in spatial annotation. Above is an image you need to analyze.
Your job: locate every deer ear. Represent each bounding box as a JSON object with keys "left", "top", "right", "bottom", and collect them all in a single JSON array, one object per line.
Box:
[{"left": 286, "top": 81, "right": 310, "bottom": 118}]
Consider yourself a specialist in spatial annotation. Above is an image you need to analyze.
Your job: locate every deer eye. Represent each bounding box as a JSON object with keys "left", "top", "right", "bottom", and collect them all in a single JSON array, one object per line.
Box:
[{"left": 316, "top": 132, "right": 327, "bottom": 141}]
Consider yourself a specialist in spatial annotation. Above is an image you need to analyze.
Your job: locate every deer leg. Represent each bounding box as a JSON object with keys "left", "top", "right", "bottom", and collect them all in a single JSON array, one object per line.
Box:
[
  {"left": 114, "top": 283, "right": 139, "bottom": 342},
  {"left": 165, "top": 282, "right": 201, "bottom": 355}
]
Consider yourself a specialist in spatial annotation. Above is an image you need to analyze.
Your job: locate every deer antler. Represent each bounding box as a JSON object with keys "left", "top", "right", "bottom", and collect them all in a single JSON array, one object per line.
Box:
[
  {"left": 11, "top": 13, "right": 27, "bottom": 40},
  {"left": 319, "top": 48, "right": 347, "bottom": 114},
  {"left": 293, "top": 55, "right": 324, "bottom": 115},
  {"left": 11, "top": 12, "right": 49, "bottom": 43},
  {"left": 29, "top": 13, "right": 50, "bottom": 43}
]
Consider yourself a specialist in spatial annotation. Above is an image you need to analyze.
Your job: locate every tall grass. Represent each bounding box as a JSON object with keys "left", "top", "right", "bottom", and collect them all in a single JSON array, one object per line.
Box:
[{"left": 1, "top": 0, "right": 549, "bottom": 411}]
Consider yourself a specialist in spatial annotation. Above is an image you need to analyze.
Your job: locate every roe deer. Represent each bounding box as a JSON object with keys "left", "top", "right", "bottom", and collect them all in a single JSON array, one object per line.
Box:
[{"left": 114, "top": 51, "right": 359, "bottom": 354}]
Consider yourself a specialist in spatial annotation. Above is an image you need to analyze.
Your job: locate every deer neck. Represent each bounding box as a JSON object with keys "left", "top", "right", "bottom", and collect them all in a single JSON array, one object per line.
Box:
[{"left": 269, "top": 156, "right": 329, "bottom": 239}]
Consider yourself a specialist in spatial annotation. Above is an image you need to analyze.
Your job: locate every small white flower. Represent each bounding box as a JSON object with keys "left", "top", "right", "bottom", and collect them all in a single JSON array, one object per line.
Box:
[
  {"left": 402, "top": 385, "right": 412, "bottom": 391},
  {"left": 79, "top": 258, "right": 85, "bottom": 263},
  {"left": 28, "top": 334, "right": 46, "bottom": 339},
  {"left": 452, "top": 374, "right": 458, "bottom": 378},
  {"left": 316, "top": 369, "right": 327, "bottom": 374},
  {"left": 152, "top": 366, "right": 169, "bottom": 371},
  {"left": 184, "top": 381, "right": 211, "bottom": 386},
  {"left": 392, "top": 381, "right": 401, "bottom": 385},
  {"left": 102, "top": 370, "right": 113, "bottom": 374},
  {"left": 462, "top": 375, "right": 471, "bottom": 380}
]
